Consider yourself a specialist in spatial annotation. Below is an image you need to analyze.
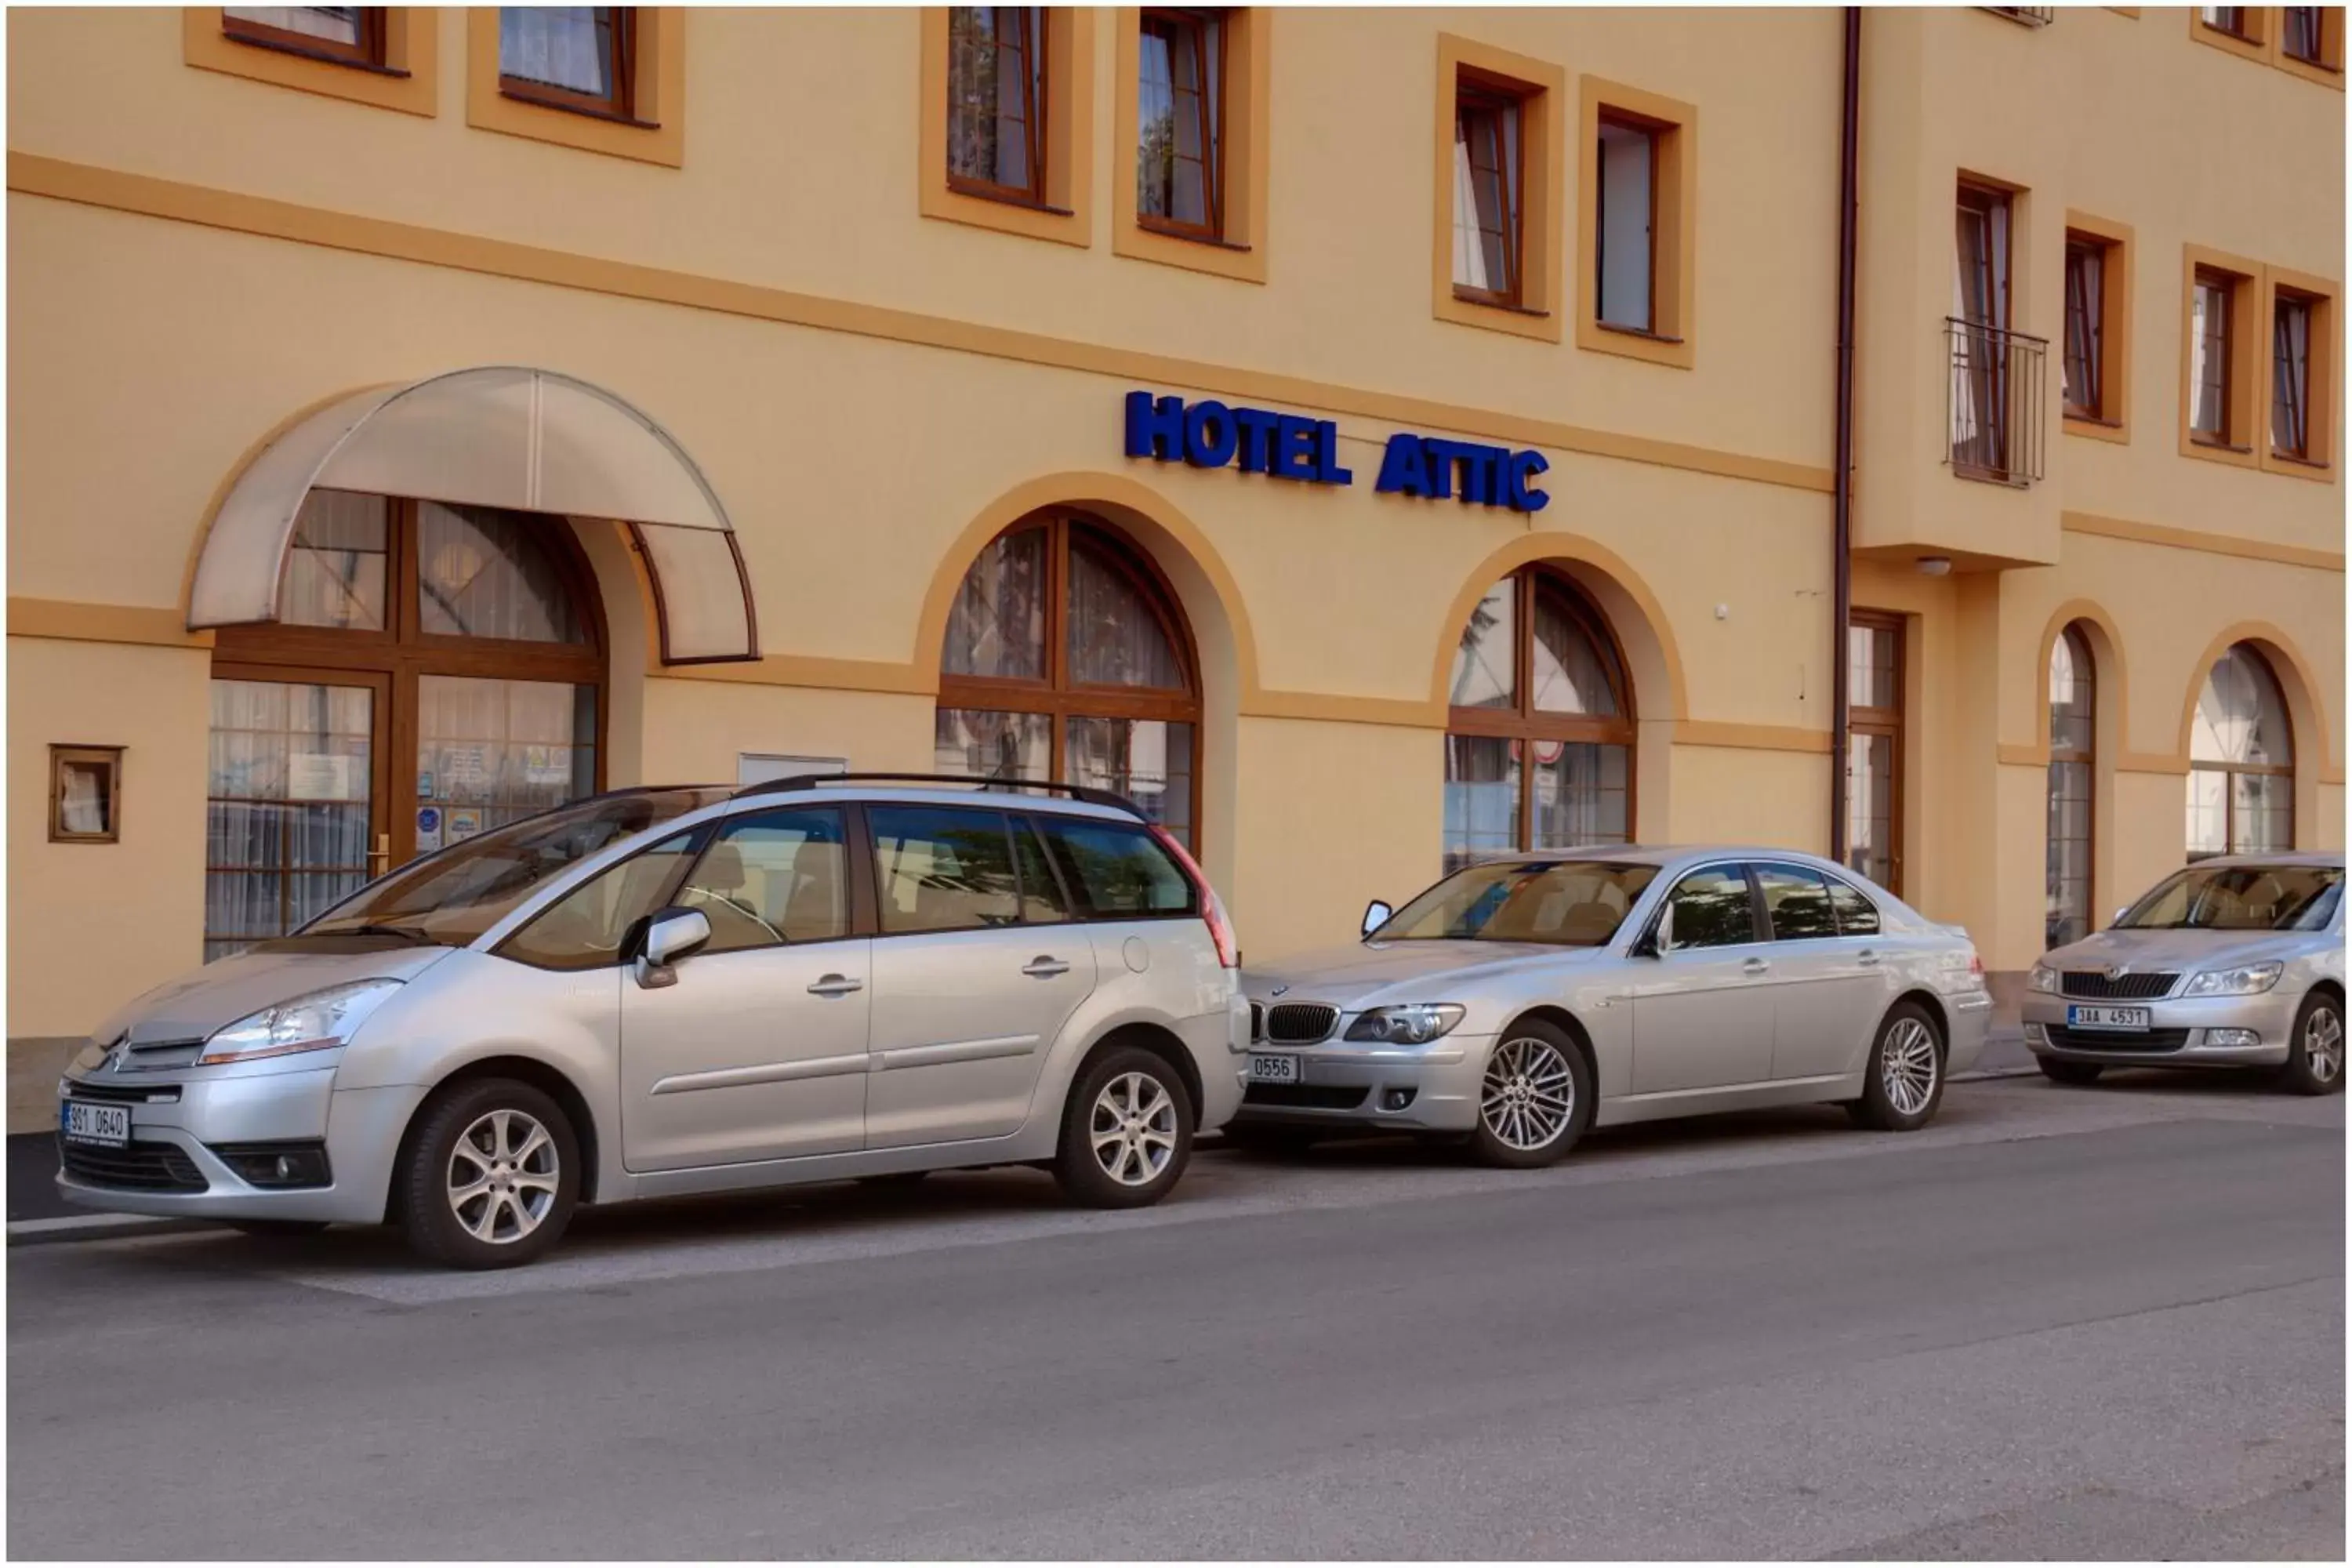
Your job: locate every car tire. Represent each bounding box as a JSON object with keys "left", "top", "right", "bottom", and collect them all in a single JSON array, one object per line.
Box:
[
  {"left": 224, "top": 1219, "right": 329, "bottom": 1239},
  {"left": 1219, "top": 1122, "right": 1323, "bottom": 1156},
  {"left": 2277, "top": 991, "right": 2347, "bottom": 1097},
  {"left": 1054, "top": 1046, "right": 1195, "bottom": 1209},
  {"left": 1848, "top": 1002, "right": 1945, "bottom": 1131},
  {"left": 397, "top": 1078, "right": 580, "bottom": 1270},
  {"left": 1467, "top": 1021, "right": 1594, "bottom": 1169},
  {"left": 2037, "top": 1057, "right": 2105, "bottom": 1087}
]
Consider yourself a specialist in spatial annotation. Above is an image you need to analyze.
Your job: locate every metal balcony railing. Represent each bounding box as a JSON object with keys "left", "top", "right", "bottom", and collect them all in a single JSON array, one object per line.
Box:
[
  {"left": 1983, "top": 6, "right": 2056, "bottom": 26},
  {"left": 1946, "top": 317, "right": 2049, "bottom": 488}
]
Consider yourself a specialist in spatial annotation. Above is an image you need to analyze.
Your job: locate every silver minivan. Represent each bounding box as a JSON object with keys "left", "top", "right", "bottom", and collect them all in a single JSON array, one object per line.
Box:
[{"left": 56, "top": 777, "right": 1247, "bottom": 1267}]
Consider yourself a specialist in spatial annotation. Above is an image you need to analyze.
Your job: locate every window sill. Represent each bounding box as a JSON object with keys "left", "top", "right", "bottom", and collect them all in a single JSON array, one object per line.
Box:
[
  {"left": 227, "top": 34, "right": 409, "bottom": 78},
  {"left": 944, "top": 184, "right": 1076, "bottom": 219},
  {"left": 1137, "top": 220, "right": 1253, "bottom": 254},
  {"left": 498, "top": 84, "right": 660, "bottom": 131},
  {"left": 2263, "top": 449, "right": 2337, "bottom": 482},
  {"left": 2190, "top": 434, "right": 2253, "bottom": 456},
  {"left": 2063, "top": 412, "right": 2130, "bottom": 445},
  {"left": 1450, "top": 288, "right": 1548, "bottom": 318},
  {"left": 1951, "top": 463, "right": 2032, "bottom": 489},
  {"left": 1594, "top": 321, "right": 1686, "bottom": 346}
]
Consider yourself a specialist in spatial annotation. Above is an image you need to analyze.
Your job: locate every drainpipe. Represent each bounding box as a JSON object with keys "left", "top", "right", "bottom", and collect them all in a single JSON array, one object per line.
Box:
[{"left": 1830, "top": 5, "right": 1861, "bottom": 868}]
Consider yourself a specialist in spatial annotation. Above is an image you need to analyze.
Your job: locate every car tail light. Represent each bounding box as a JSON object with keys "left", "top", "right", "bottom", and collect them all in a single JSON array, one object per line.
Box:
[
  {"left": 1969, "top": 954, "right": 1985, "bottom": 981},
  {"left": 1148, "top": 825, "right": 1240, "bottom": 968}
]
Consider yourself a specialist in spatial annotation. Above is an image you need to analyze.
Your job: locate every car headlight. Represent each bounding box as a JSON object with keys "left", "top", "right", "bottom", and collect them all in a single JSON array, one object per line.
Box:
[
  {"left": 1343, "top": 1004, "right": 1466, "bottom": 1045},
  {"left": 2028, "top": 964, "right": 2060, "bottom": 995},
  {"left": 198, "top": 979, "right": 402, "bottom": 1065},
  {"left": 2180, "top": 962, "right": 2284, "bottom": 998}
]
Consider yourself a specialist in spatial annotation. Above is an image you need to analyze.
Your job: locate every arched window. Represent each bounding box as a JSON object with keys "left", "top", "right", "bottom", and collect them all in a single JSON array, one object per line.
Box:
[
  {"left": 207, "top": 492, "right": 605, "bottom": 959},
  {"left": 2188, "top": 642, "right": 2294, "bottom": 858},
  {"left": 935, "top": 511, "right": 1200, "bottom": 848},
  {"left": 1443, "top": 567, "right": 1634, "bottom": 872},
  {"left": 2046, "top": 625, "right": 2095, "bottom": 947}
]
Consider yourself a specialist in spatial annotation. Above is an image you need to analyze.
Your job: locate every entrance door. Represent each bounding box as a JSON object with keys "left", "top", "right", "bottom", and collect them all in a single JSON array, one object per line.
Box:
[
  {"left": 1846, "top": 612, "right": 1905, "bottom": 895},
  {"left": 205, "top": 489, "right": 606, "bottom": 958},
  {"left": 205, "top": 668, "right": 390, "bottom": 961}
]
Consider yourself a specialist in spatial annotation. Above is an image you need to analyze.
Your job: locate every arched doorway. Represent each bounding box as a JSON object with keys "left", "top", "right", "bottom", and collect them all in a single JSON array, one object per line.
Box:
[
  {"left": 2187, "top": 641, "right": 2295, "bottom": 858},
  {"left": 933, "top": 510, "right": 1202, "bottom": 848},
  {"left": 205, "top": 492, "right": 606, "bottom": 959},
  {"left": 1443, "top": 565, "right": 1635, "bottom": 872},
  {"left": 2045, "top": 623, "right": 2096, "bottom": 947}
]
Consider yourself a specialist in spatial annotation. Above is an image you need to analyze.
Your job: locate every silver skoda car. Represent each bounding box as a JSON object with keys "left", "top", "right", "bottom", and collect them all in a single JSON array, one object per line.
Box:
[
  {"left": 57, "top": 776, "right": 1246, "bottom": 1267},
  {"left": 1232, "top": 848, "right": 1990, "bottom": 1165},
  {"left": 2024, "top": 852, "right": 2344, "bottom": 1093}
]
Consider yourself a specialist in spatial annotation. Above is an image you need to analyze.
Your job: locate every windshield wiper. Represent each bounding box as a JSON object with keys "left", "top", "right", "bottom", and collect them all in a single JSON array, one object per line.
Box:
[{"left": 306, "top": 922, "right": 440, "bottom": 944}]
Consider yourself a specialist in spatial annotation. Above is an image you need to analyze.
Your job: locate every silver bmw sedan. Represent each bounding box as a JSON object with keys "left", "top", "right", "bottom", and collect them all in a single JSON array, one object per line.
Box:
[
  {"left": 1233, "top": 848, "right": 1991, "bottom": 1166},
  {"left": 2024, "top": 852, "right": 2344, "bottom": 1094}
]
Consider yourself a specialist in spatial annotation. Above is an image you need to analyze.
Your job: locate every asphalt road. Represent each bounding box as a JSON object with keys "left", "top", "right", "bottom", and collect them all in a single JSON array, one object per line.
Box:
[{"left": 9, "top": 1072, "right": 2343, "bottom": 1559}]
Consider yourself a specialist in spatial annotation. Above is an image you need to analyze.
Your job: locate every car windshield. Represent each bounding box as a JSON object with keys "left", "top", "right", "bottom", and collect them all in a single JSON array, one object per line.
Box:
[
  {"left": 2114, "top": 864, "right": 2343, "bottom": 932},
  {"left": 1375, "top": 860, "right": 1661, "bottom": 946},
  {"left": 299, "top": 788, "right": 732, "bottom": 946}
]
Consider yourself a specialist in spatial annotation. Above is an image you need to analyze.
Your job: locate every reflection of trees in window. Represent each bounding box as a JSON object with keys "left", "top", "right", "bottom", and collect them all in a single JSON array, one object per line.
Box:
[{"left": 2187, "top": 643, "right": 2294, "bottom": 858}]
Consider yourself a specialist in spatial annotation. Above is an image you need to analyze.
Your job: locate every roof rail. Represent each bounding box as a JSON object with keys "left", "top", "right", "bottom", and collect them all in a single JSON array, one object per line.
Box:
[{"left": 730, "top": 771, "right": 1148, "bottom": 819}]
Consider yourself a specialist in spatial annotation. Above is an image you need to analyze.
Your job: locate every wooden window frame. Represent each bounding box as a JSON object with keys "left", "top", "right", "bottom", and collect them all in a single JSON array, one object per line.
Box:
[
  {"left": 1591, "top": 110, "right": 1661, "bottom": 336},
  {"left": 935, "top": 512, "right": 1206, "bottom": 855},
  {"left": 466, "top": 7, "right": 683, "bottom": 167},
  {"left": 1847, "top": 610, "right": 1907, "bottom": 898},
  {"left": 2277, "top": 5, "right": 2347, "bottom": 84},
  {"left": 2062, "top": 212, "right": 2134, "bottom": 443},
  {"left": 212, "top": 497, "right": 609, "bottom": 871},
  {"left": 2180, "top": 245, "right": 2265, "bottom": 468},
  {"left": 1450, "top": 74, "right": 1530, "bottom": 312},
  {"left": 2045, "top": 625, "right": 2096, "bottom": 950},
  {"left": 183, "top": 7, "right": 437, "bottom": 116},
  {"left": 1443, "top": 567, "right": 1639, "bottom": 858},
  {"left": 1432, "top": 35, "right": 1563, "bottom": 341},
  {"left": 942, "top": 7, "right": 1049, "bottom": 209},
  {"left": 497, "top": 6, "right": 637, "bottom": 122},
  {"left": 1134, "top": 9, "right": 1227, "bottom": 244},
  {"left": 2263, "top": 267, "right": 2339, "bottom": 477},
  {"left": 1576, "top": 76, "right": 1697, "bottom": 368},
  {"left": 1112, "top": 7, "right": 1269, "bottom": 283},
  {"left": 2191, "top": 3, "right": 2271, "bottom": 64},
  {"left": 920, "top": 7, "right": 1094, "bottom": 247},
  {"left": 49, "top": 744, "right": 125, "bottom": 846}
]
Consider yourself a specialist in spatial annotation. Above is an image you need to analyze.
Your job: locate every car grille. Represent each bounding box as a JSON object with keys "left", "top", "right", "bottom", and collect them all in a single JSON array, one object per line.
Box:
[
  {"left": 62, "top": 1080, "right": 180, "bottom": 1105},
  {"left": 116, "top": 1040, "right": 205, "bottom": 1071},
  {"left": 1248, "top": 1003, "right": 1263, "bottom": 1043},
  {"left": 2060, "top": 971, "right": 2179, "bottom": 1000},
  {"left": 58, "top": 1138, "right": 207, "bottom": 1192},
  {"left": 1243, "top": 1083, "right": 1370, "bottom": 1110},
  {"left": 1262, "top": 1004, "right": 1339, "bottom": 1044},
  {"left": 2041, "top": 1026, "right": 2191, "bottom": 1053}
]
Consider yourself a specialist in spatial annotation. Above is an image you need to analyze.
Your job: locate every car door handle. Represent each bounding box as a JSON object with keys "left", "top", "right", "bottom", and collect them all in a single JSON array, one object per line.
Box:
[
  {"left": 1856, "top": 949, "right": 1882, "bottom": 967},
  {"left": 1022, "top": 956, "right": 1072, "bottom": 978},
  {"left": 1742, "top": 957, "right": 1771, "bottom": 975},
  {"left": 807, "top": 975, "right": 865, "bottom": 997}
]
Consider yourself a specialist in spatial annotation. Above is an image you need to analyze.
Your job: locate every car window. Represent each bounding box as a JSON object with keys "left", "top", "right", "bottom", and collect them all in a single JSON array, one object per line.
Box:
[
  {"left": 1825, "top": 876, "right": 1882, "bottom": 936},
  {"left": 674, "top": 808, "right": 849, "bottom": 953},
  {"left": 870, "top": 806, "right": 1022, "bottom": 934},
  {"left": 1038, "top": 818, "right": 1196, "bottom": 919},
  {"left": 1755, "top": 863, "right": 1838, "bottom": 941},
  {"left": 1012, "top": 815, "right": 1073, "bottom": 924},
  {"left": 1662, "top": 866, "right": 1759, "bottom": 951},
  {"left": 2117, "top": 864, "right": 2344, "bottom": 931},
  {"left": 1377, "top": 861, "right": 1661, "bottom": 946},
  {"left": 496, "top": 831, "right": 696, "bottom": 971}
]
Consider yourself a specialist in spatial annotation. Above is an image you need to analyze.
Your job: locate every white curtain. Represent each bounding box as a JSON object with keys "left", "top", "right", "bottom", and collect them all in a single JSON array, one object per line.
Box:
[{"left": 499, "top": 7, "right": 609, "bottom": 95}]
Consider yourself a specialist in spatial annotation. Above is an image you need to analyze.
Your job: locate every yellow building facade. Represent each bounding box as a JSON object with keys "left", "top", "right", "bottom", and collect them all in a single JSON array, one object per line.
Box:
[{"left": 6, "top": 6, "right": 2343, "bottom": 1105}]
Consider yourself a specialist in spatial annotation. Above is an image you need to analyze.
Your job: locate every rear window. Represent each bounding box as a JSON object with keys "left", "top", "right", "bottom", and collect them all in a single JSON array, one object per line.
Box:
[{"left": 1039, "top": 818, "right": 1196, "bottom": 919}]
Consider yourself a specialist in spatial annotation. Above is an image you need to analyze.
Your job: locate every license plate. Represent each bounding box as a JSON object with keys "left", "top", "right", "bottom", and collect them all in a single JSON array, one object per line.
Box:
[
  {"left": 1247, "top": 1054, "right": 1301, "bottom": 1085},
  {"left": 2067, "top": 1004, "right": 2151, "bottom": 1032},
  {"left": 60, "top": 1100, "right": 129, "bottom": 1148}
]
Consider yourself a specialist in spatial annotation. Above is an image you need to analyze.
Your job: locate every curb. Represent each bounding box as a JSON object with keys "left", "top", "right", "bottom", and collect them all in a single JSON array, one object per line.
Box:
[{"left": 8, "top": 1214, "right": 212, "bottom": 1248}]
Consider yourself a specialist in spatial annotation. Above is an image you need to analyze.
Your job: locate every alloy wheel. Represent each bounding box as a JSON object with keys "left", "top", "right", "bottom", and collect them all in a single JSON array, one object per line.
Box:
[
  {"left": 1479, "top": 1036, "right": 1576, "bottom": 1152},
  {"left": 2305, "top": 1006, "right": 2343, "bottom": 1085},
  {"left": 446, "top": 1108, "right": 561, "bottom": 1245},
  {"left": 1090, "top": 1072, "right": 1178, "bottom": 1187},
  {"left": 1880, "top": 1018, "right": 1940, "bottom": 1116}
]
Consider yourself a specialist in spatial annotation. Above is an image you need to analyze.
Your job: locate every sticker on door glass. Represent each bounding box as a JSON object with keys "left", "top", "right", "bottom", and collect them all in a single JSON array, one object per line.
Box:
[
  {"left": 415, "top": 806, "right": 444, "bottom": 852},
  {"left": 521, "top": 745, "right": 569, "bottom": 786},
  {"left": 446, "top": 808, "right": 482, "bottom": 843},
  {"left": 288, "top": 753, "right": 354, "bottom": 802}
]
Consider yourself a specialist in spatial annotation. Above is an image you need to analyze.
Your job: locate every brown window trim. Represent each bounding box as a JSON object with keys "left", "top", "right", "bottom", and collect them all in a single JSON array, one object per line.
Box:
[
  {"left": 1593, "top": 107, "right": 1664, "bottom": 337},
  {"left": 222, "top": 8, "right": 397, "bottom": 72},
  {"left": 1445, "top": 566, "right": 1639, "bottom": 857},
  {"left": 187, "top": 8, "right": 437, "bottom": 115},
  {"left": 1576, "top": 76, "right": 1697, "bottom": 368},
  {"left": 1846, "top": 612, "right": 1907, "bottom": 898},
  {"left": 49, "top": 744, "right": 126, "bottom": 845},
  {"left": 1134, "top": 8, "right": 1229, "bottom": 246},
  {"left": 935, "top": 511, "right": 1206, "bottom": 856},
  {"left": 2181, "top": 248, "right": 2264, "bottom": 468},
  {"left": 2062, "top": 236, "right": 2108, "bottom": 422},
  {"left": 499, "top": 8, "right": 643, "bottom": 124},
  {"left": 2263, "top": 268, "right": 2338, "bottom": 477},
  {"left": 945, "top": 7, "right": 1050, "bottom": 209},
  {"left": 1451, "top": 72, "right": 1533, "bottom": 311}
]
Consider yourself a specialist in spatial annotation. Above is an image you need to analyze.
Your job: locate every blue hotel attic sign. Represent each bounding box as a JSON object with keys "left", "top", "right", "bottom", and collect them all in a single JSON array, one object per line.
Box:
[{"left": 1123, "top": 390, "right": 1549, "bottom": 514}]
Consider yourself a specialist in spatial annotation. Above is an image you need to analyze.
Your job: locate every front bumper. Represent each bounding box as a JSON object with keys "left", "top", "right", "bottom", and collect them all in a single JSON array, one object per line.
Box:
[
  {"left": 53, "top": 1065, "right": 425, "bottom": 1224},
  {"left": 2020, "top": 989, "right": 2300, "bottom": 1068},
  {"left": 1229, "top": 1036, "right": 1492, "bottom": 1134}
]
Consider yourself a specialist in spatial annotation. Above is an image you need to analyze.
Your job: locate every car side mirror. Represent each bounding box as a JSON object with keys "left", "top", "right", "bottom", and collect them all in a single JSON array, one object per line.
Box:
[
  {"left": 2112, "top": 906, "right": 2129, "bottom": 927},
  {"left": 635, "top": 907, "right": 711, "bottom": 989},
  {"left": 1361, "top": 900, "right": 1394, "bottom": 939}
]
